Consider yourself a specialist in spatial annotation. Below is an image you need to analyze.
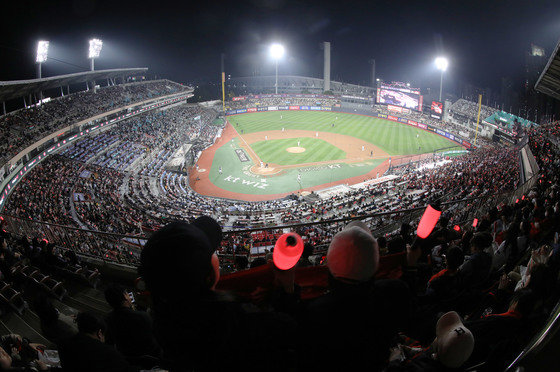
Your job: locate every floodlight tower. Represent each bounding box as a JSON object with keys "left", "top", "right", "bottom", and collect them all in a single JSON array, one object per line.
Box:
[
  {"left": 270, "top": 43, "right": 285, "bottom": 94},
  {"left": 89, "top": 38, "right": 103, "bottom": 71},
  {"left": 435, "top": 57, "right": 449, "bottom": 102},
  {"left": 36, "top": 41, "right": 49, "bottom": 101},
  {"left": 36, "top": 41, "right": 49, "bottom": 79}
]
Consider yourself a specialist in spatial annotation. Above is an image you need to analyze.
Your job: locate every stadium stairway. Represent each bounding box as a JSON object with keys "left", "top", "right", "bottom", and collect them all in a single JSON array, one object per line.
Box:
[
  {"left": 59, "top": 281, "right": 112, "bottom": 317},
  {"left": 0, "top": 265, "right": 116, "bottom": 350}
]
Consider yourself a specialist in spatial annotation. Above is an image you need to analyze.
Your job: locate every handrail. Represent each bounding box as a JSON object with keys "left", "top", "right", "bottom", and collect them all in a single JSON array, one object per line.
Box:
[
  {"left": 506, "top": 301, "right": 560, "bottom": 370},
  {"left": 0, "top": 189, "right": 510, "bottom": 255}
]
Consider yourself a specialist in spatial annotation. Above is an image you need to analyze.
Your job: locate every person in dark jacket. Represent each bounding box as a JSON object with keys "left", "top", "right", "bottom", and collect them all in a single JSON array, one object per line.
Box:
[
  {"left": 139, "top": 216, "right": 298, "bottom": 371},
  {"left": 425, "top": 246, "right": 464, "bottom": 300},
  {"left": 465, "top": 290, "right": 536, "bottom": 369},
  {"left": 58, "top": 312, "right": 130, "bottom": 372},
  {"left": 298, "top": 221, "right": 412, "bottom": 371},
  {"left": 458, "top": 232, "right": 493, "bottom": 289},
  {"left": 104, "top": 284, "right": 161, "bottom": 359},
  {"left": 32, "top": 294, "right": 77, "bottom": 345}
]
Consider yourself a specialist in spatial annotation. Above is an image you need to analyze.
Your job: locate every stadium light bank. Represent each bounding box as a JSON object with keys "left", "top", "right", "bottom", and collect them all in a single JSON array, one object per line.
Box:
[
  {"left": 270, "top": 43, "right": 285, "bottom": 94},
  {"left": 89, "top": 38, "right": 103, "bottom": 71},
  {"left": 435, "top": 57, "right": 449, "bottom": 102},
  {"left": 36, "top": 40, "right": 49, "bottom": 79}
]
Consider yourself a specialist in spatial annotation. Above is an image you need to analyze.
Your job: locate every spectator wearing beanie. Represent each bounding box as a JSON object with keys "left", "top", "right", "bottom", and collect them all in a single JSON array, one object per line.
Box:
[
  {"left": 139, "top": 216, "right": 297, "bottom": 371},
  {"left": 298, "top": 220, "right": 412, "bottom": 371}
]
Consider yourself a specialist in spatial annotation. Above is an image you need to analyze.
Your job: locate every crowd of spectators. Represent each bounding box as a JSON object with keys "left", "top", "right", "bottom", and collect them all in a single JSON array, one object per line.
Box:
[
  {"left": 2, "top": 95, "right": 526, "bottom": 266},
  {"left": 0, "top": 79, "right": 190, "bottom": 167},
  {"left": 63, "top": 125, "right": 557, "bottom": 370},
  {"left": 0, "top": 100, "right": 558, "bottom": 370},
  {"left": 225, "top": 94, "right": 340, "bottom": 110},
  {"left": 449, "top": 99, "right": 497, "bottom": 123},
  {"left": 132, "top": 121, "right": 558, "bottom": 370}
]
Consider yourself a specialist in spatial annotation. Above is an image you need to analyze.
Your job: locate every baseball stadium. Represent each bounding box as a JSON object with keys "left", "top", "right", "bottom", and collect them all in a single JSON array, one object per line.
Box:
[
  {"left": 0, "top": 6, "right": 560, "bottom": 371},
  {"left": 193, "top": 110, "right": 464, "bottom": 199}
]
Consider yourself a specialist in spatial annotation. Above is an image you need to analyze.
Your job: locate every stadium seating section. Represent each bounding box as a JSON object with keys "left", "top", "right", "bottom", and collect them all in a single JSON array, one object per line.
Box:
[{"left": 0, "top": 85, "right": 558, "bottom": 370}]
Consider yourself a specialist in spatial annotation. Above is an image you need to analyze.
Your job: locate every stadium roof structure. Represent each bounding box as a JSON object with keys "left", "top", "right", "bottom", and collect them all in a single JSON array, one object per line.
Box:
[
  {"left": 0, "top": 68, "right": 148, "bottom": 102},
  {"left": 227, "top": 75, "right": 375, "bottom": 97},
  {"left": 535, "top": 38, "right": 560, "bottom": 101}
]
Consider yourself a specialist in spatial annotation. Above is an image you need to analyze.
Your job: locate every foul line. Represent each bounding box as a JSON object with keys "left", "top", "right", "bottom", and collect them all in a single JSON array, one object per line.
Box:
[{"left": 227, "top": 120, "right": 264, "bottom": 167}]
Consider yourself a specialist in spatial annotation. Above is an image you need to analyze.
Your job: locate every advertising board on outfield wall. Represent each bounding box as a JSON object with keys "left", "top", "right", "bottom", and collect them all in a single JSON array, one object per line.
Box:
[
  {"left": 232, "top": 94, "right": 336, "bottom": 101},
  {"left": 226, "top": 105, "right": 475, "bottom": 149}
]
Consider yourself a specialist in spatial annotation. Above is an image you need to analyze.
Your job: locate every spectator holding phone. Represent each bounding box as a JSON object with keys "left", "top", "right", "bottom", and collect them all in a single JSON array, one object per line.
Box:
[{"left": 104, "top": 284, "right": 162, "bottom": 363}]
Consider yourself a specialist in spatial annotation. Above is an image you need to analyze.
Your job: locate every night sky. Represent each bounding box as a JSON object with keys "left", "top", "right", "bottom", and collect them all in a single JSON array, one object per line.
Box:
[{"left": 2, "top": 0, "right": 560, "bottom": 95}]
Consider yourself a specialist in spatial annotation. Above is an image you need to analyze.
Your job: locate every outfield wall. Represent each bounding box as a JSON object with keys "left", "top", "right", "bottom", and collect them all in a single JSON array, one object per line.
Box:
[{"left": 225, "top": 106, "right": 475, "bottom": 149}]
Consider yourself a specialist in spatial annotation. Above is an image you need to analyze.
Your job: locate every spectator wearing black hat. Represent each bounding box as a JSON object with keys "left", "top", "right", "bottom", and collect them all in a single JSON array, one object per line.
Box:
[
  {"left": 296, "top": 243, "right": 314, "bottom": 267},
  {"left": 58, "top": 312, "right": 130, "bottom": 372},
  {"left": 139, "top": 216, "right": 297, "bottom": 371},
  {"left": 104, "top": 284, "right": 161, "bottom": 361},
  {"left": 458, "top": 232, "right": 493, "bottom": 290},
  {"left": 425, "top": 246, "right": 464, "bottom": 301}
]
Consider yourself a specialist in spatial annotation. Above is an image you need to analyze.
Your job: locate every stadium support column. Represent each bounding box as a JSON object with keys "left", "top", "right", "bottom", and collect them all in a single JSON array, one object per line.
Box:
[
  {"left": 474, "top": 94, "right": 482, "bottom": 146},
  {"left": 323, "top": 42, "right": 331, "bottom": 92},
  {"left": 221, "top": 53, "right": 226, "bottom": 114},
  {"left": 90, "top": 59, "right": 97, "bottom": 93},
  {"left": 37, "top": 63, "right": 43, "bottom": 101},
  {"left": 369, "top": 59, "right": 376, "bottom": 88}
]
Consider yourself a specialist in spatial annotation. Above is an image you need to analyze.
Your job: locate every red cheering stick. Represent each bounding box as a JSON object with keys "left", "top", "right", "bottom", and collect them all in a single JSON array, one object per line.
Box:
[
  {"left": 273, "top": 232, "right": 304, "bottom": 270},
  {"left": 417, "top": 204, "right": 442, "bottom": 239}
]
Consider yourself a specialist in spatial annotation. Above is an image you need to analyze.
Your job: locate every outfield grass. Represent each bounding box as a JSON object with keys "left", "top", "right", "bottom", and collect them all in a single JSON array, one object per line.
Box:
[
  {"left": 209, "top": 138, "right": 384, "bottom": 195},
  {"left": 250, "top": 137, "right": 346, "bottom": 165},
  {"left": 228, "top": 111, "right": 460, "bottom": 156}
]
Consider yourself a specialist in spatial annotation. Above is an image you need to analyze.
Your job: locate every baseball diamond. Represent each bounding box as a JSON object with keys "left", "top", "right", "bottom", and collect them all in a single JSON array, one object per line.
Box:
[{"left": 191, "top": 110, "right": 461, "bottom": 200}]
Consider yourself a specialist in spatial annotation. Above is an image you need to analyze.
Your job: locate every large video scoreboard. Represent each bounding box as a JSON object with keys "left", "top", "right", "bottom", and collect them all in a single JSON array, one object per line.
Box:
[
  {"left": 377, "top": 83, "right": 422, "bottom": 111},
  {"left": 430, "top": 101, "right": 443, "bottom": 119}
]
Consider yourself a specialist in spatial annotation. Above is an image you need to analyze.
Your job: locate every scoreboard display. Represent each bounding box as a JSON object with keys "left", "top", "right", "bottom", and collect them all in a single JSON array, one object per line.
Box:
[
  {"left": 430, "top": 101, "right": 443, "bottom": 120},
  {"left": 376, "top": 84, "right": 422, "bottom": 111}
]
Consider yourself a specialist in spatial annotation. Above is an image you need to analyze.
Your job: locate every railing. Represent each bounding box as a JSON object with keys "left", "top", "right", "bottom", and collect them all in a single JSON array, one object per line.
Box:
[
  {"left": 387, "top": 145, "right": 466, "bottom": 169},
  {"left": 0, "top": 188, "right": 510, "bottom": 267},
  {"left": 0, "top": 215, "right": 145, "bottom": 266}
]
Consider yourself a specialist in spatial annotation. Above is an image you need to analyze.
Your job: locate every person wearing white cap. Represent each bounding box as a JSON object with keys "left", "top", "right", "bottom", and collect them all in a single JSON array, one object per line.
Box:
[
  {"left": 297, "top": 220, "right": 412, "bottom": 371},
  {"left": 387, "top": 311, "right": 474, "bottom": 371}
]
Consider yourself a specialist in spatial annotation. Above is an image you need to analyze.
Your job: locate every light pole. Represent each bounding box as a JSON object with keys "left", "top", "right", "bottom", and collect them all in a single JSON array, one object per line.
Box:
[
  {"left": 88, "top": 38, "right": 103, "bottom": 93},
  {"left": 36, "top": 41, "right": 49, "bottom": 79},
  {"left": 435, "top": 57, "right": 448, "bottom": 102},
  {"left": 36, "top": 41, "right": 49, "bottom": 101},
  {"left": 88, "top": 38, "right": 103, "bottom": 71},
  {"left": 270, "top": 43, "right": 285, "bottom": 94}
]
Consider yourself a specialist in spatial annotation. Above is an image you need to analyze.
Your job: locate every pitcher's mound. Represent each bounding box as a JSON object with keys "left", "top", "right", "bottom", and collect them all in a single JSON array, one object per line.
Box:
[
  {"left": 286, "top": 147, "right": 306, "bottom": 153},
  {"left": 250, "top": 165, "right": 281, "bottom": 175}
]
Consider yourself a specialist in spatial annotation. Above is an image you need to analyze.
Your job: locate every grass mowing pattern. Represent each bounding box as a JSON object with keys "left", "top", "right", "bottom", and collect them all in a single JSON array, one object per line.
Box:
[
  {"left": 209, "top": 138, "right": 384, "bottom": 195},
  {"left": 228, "top": 111, "right": 460, "bottom": 155},
  {"left": 250, "top": 138, "right": 346, "bottom": 165}
]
